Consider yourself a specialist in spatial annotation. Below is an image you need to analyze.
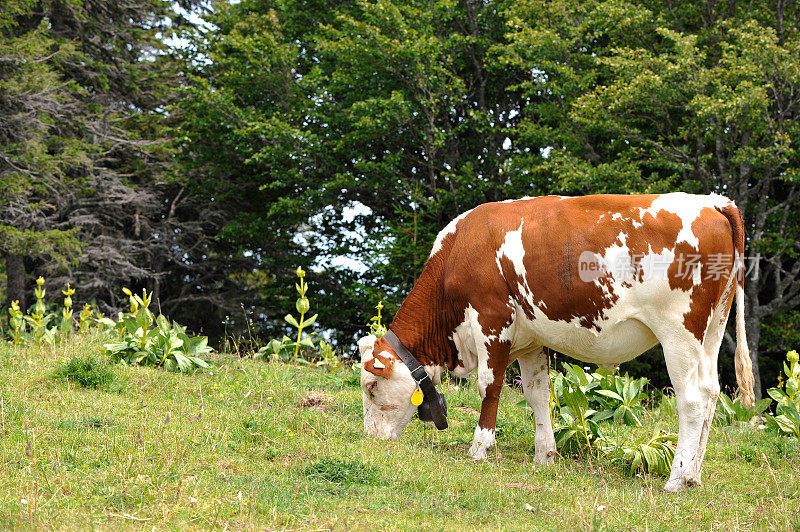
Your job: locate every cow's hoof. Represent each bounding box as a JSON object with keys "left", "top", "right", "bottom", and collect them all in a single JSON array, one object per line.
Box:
[
  {"left": 468, "top": 443, "right": 489, "bottom": 460},
  {"left": 468, "top": 427, "right": 495, "bottom": 460},
  {"left": 534, "top": 449, "right": 555, "bottom": 465},
  {"left": 663, "top": 478, "right": 685, "bottom": 492}
]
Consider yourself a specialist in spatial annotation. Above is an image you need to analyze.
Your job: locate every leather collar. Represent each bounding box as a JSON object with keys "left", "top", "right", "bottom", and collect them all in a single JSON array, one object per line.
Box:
[{"left": 383, "top": 329, "right": 448, "bottom": 430}]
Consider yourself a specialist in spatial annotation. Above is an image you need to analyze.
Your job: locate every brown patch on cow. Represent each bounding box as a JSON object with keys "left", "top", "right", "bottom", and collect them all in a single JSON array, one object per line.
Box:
[
  {"left": 680, "top": 208, "right": 736, "bottom": 342},
  {"left": 364, "top": 350, "right": 396, "bottom": 380},
  {"left": 668, "top": 241, "right": 701, "bottom": 292},
  {"left": 502, "top": 196, "right": 681, "bottom": 332},
  {"left": 299, "top": 390, "right": 331, "bottom": 409}
]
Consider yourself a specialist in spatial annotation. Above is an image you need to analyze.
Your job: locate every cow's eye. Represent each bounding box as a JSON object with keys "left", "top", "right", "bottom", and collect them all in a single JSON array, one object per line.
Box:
[{"left": 366, "top": 381, "right": 378, "bottom": 395}]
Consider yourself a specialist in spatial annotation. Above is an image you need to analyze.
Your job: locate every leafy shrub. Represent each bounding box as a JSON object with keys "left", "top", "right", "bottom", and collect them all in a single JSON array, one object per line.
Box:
[
  {"left": 551, "top": 363, "right": 648, "bottom": 427},
  {"left": 766, "top": 350, "right": 800, "bottom": 439},
  {"left": 655, "top": 392, "right": 677, "bottom": 424},
  {"left": 617, "top": 422, "right": 677, "bottom": 476},
  {"left": 537, "top": 363, "right": 676, "bottom": 476},
  {"left": 367, "top": 301, "right": 387, "bottom": 338},
  {"left": 715, "top": 392, "right": 771, "bottom": 426},
  {"left": 257, "top": 267, "right": 319, "bottom": 361},
  {"left": 256, "top": 267, "right": 343, "bottom": 370},
  {"left": 53, "top": 356, "right": 114, "bottom": 389},
  {"left": 553, "top": 379, "right": 605, "bottom": 453},
  {"left": 102, "top": 288, "right": 212, "bottom": 373}
]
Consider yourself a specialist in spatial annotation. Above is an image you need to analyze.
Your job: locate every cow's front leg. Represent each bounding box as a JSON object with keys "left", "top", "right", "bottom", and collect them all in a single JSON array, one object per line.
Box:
[
  {"left": 518, "top": 347, "right": 555, "bottom": 464},
  {"left": 468, "top": 379, "right": 503, "bottom": 459},
  {"left": 468, "top": 339, "right": 510, "bottom": 460}
]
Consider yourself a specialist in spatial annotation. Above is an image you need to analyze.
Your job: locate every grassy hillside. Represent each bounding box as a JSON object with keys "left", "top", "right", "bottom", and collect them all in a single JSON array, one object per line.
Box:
[{"left": 0, "top": 336, "right": 798, "bottom": 530}]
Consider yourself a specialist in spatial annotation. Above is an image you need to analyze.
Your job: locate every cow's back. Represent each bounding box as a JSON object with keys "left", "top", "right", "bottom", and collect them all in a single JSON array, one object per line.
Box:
[{"left": 438, "top": 193, "right": 737, "bottom": 363}]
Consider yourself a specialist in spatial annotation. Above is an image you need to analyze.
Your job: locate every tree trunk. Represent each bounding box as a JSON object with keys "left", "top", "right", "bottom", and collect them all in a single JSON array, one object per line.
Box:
[{"left": 5, "top": 253, "right": 26, "bottom": 313}]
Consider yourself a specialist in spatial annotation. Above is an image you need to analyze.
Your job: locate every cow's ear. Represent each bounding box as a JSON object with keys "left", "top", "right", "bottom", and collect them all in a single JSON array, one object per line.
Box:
[
  {"left": 358, "top": 335, "right": 377, "bottom": 359},
  {"left": 364, "top": 353, "right": 394, "bottom": 379}
]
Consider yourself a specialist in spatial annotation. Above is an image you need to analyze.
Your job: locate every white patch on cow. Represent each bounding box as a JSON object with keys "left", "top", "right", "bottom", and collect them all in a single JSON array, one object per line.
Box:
[
  {"left": 612, "top": 212, "right": 622, "bottom": 220},
  {"left": 424, "top": 364, "right": 443, "bottom": 385},
  {"left": 642, "top": 192, "right": 730, "bottom": 247},
  {"left": 637, "top": 246, "right": 675, "bottom": 283},
  {"left": 452, "top": 305, "right": 494, "bottom": 396},
  {"left": 693, "top": 262, "right": 703, "bottom": 285},
  {"left": 430, "top": 207, "right": 476, "bottom": 257},
  {"left": 596, "top": 232, "right": 632, "bottom": 284},
  {"left": 468, "top": 426, "right": 496, "bottom": 460},
  {"left": 450, "top": 325, "right": 477, "bottom": 377},
  {"left": 495, "top": 220, "right": 526, "bottom": 277},
  {"left": 495, "top": 222, "right": 550, "bottom": 319}
]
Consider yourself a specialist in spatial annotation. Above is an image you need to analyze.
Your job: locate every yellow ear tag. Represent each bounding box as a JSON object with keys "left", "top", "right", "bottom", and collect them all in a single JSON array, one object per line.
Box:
[{"left": 411, "top": 386, "right": 423, "bottom": 406}]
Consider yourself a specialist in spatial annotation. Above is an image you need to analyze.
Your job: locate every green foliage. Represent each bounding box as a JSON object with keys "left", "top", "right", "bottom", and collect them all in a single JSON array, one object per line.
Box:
[
  {"left": 551, "top": 363, "right": 648, "bottom": 427},
  {"left": 367, "top": 301, "right": 387, "bottom": 338},
  {"left": 769, "top": 350, "right": 800, "bottom": 408},
  {"left": 715, "top": 393, "right": 772, "bottom": 426},
  {"left": 766, "top": 406, "right": 800, "bottom": 440},
  {"left": 766, "top": 350, "right": 800, "bottom": 439},
  {"left": 5, "top": 277, "right": 88, "bottom": 347},
  {"left": 656, "top": 392, "right": 678, "bottom": 425},
  {"left": 7, "top": 301, "right": 25, "bottom": 346},
  {"left": 256, "top": 267, "right": 334, "bottom": 366},
  {"left": 103, "top": 288, "right": 212, "bottom": 373},
  {"left": 303, "top": 457, "right": 380, "bottom": 486},
  {"left": 553, "top": 379, "right": 605, "bottom": 453},
  {"left": 53, "top": 356, "right": 114, "bottom": 389},
  {"left": 545, "top": 363, "right": 675, "bottom": 475},
  {"left": 175, "top": 0, "right": 533, "bottom": 344},
  {"left": 618, "top": 423, "right": 678, "bottom": 477},
  {"left": 25, "top": 276, "right": 57, "bottom": 348}
]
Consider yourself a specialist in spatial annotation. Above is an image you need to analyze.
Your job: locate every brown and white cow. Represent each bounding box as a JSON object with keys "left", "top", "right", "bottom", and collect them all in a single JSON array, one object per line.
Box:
[{"left": 359, "top": 193, "right": 754, "bottom": 492}]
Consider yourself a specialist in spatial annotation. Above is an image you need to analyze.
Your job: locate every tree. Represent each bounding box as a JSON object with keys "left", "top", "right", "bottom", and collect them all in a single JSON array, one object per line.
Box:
[
  {"left": 1, "top": 0, "right": 218, "bottom": 324},
  {"left": 176, "top": 0, "right": 530, "bottom": 342},
  {"left": 505, "top": 0, "right": 800, "bottom": 397}
]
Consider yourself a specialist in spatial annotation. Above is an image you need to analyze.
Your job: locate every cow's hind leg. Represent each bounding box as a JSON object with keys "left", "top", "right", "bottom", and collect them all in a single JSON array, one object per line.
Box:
[
  {"left": 691, "top": 299, "right": 730, "bottom": 477},
  {"left": 661, "top": 333, "right": 719, "bottom": 492},
  {"left": 517, "top": 347, "right": 555, "bottom": 464}
]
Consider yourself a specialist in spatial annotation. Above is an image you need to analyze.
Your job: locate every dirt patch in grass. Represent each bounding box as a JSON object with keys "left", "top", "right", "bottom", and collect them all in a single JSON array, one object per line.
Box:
[{"left": 299, "top": 390, "right": 331, "bottom": 409}]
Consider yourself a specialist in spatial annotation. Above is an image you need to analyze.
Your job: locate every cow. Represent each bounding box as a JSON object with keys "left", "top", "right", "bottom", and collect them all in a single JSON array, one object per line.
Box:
[{"left": 358, "top": 192, "right": 755, "bottom": 492}]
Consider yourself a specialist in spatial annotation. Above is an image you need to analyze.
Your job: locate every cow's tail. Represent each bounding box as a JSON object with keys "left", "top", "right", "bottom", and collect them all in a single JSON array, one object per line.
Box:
[{"left": 717, "top": 202, "right": 755, "bottom": 407}]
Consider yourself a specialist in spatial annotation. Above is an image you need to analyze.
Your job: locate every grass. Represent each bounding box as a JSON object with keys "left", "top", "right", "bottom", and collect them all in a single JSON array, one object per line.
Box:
[{"left": 0, "top": 335, "right": 798, "bottom": 530}]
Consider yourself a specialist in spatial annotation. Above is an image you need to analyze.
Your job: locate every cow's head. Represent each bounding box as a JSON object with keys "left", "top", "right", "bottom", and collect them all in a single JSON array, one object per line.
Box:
[{"left": 358, "top": 334, "right": 418, "bottom": 440}]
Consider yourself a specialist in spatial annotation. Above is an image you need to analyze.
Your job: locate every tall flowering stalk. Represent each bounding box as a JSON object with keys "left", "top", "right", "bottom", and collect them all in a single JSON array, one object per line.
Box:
[
  {"left": 28, "top": 276, "right": 52, "bottom": 348},
  {"left": 368, "top": 301, "right": 387, "bottom": 338},
  {"left": 286, "top": 267, "right": 317, "bottom": 358},
  {"left": 60, "top": 283, "right": 75, "bottom": 337},
  {"left": 8, "top": 301, "right": 24, "bottom": 345}
]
